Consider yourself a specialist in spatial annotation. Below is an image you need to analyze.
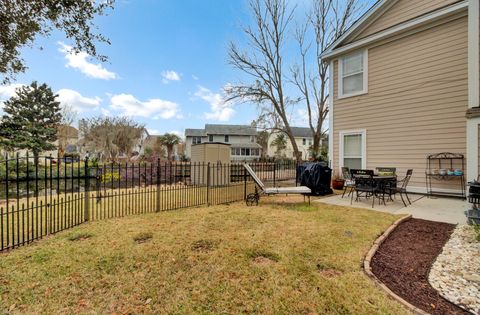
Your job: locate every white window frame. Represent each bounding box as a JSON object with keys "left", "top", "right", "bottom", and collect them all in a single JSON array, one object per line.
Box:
[
  {"left": 339, "top": 129, "right": 367, "bottom": 170},
  {"left": 338, "top": 49, "right": 368, "bottom": 99}
]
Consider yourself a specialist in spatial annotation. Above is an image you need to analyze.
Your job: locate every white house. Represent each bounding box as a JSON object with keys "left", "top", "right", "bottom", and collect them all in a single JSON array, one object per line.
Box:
[
  {"left": 267, "top": 127, "right": 317, "bottom": 159},
  {"left": 185, "top": 124, "right": 261, "bottom": 161}
]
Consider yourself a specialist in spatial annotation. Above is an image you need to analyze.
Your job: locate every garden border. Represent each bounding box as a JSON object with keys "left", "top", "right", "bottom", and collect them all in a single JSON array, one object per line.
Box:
[{"left": 363, "top": 214, "right": 430, "bottom": 315}]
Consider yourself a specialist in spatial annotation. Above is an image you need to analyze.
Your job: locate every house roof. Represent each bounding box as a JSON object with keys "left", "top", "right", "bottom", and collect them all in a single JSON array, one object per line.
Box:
[
  {"left": 290, "top": 127, "right": 314, "bottom": 138},
  {"left": 231, "top": 143, "right": 262, "bottom": 149},
  {"left": 321, "top": 0, "right": 391, "bottom": 57},
  {"left": 205, "top": 124, "right": 257, "bottom": 136},
  {"left": 185, "top": 128, "right": 205, "bottom": 137},
  {"left": 320, "top": 0, "right": 467, "bottom": 60},
  {"left": 185, "top": 124, "right": 257, "bottom": 137}
]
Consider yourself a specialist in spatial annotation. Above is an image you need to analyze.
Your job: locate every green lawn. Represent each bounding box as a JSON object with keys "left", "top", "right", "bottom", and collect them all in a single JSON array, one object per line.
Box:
[{"left": 0, "top": 196, "right": 407, "bottom": 314}]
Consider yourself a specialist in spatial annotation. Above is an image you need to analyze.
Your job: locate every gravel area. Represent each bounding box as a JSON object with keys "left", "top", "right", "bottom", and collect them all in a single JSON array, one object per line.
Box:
[{"left": 429, "top": 225, "right": 480, "bottom": 314}]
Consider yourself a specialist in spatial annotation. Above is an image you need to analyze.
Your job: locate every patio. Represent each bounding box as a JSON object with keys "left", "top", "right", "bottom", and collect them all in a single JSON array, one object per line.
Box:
[{"left": 317, "top": 193, "right": 468, "bottom": 224}]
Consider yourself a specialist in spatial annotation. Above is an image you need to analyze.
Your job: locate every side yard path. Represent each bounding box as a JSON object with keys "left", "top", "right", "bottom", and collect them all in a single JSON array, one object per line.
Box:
[
  {"left": 371, "top": 218, "right": 469, "bottom": 315},
  {"left": 0, "top": 197, "right": 408, "bottom": 314}
]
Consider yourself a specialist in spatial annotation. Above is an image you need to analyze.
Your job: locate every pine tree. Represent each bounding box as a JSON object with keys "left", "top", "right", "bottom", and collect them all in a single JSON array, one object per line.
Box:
[{"left": 0, "top": 81, "right": 62, "bottom": 163}]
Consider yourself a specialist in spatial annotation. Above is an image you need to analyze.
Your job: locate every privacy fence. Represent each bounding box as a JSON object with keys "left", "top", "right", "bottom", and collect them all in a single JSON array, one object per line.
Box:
[{"left": 0, "top": 154, "right": 298, "bottom": 251}]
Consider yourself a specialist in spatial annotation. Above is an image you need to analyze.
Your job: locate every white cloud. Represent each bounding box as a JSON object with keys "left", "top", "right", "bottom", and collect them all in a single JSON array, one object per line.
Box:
[
  {"left": 0, "top": 84, "right": 24, "bottom": 107},
  {"left": 0, "top": 84, "right": 24, "bottom": 99},
  {"left": 169, "top": 130, "right": 184, "bottom": 138},
  {"left": 100, "top": 108, "right": 111, "bottom": 117},
  {"left": 58, "top": 42, "right": 117, "bottom": 80},
  {"left": 147, "top": 128, "right": 159, "bottom": 135},
  {"left": 56, "top": 89, "right": 102, "bottom": 113},
  {"left": 161, "top": 70, "right": 181, "bottom": 84},
  {"left": 109, "top": 93, "right": 180, "bottom": 119},
  {"left": 192, "top": 75, "right": 199, "bottom": 80},
  {"left": 195, "top": 85, "right": 235, "bottom": 122}
]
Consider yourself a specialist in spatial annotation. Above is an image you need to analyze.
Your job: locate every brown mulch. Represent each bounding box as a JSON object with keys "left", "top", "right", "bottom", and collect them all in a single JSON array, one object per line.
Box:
[{"left": 371, "top": 218, "right": 469, "bottom": 315}]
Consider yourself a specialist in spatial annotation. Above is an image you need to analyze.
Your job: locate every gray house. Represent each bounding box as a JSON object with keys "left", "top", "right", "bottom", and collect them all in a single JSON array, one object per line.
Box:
[{"left": 185, "top": 124, "right": 261, "bottom": 161}]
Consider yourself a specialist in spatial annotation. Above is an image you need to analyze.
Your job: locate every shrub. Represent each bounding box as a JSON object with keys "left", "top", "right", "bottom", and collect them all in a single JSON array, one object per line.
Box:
[{"left": 474, "top": 224, "right": 480, "bottom": 242}]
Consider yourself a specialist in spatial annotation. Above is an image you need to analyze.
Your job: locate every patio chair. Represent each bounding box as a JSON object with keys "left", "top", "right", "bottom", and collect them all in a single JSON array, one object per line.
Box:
[
  {"left": 388, "top": 169, "right": 413, "bottom": 206},
  {"left": 243, "top": 163, "right": 311, "bottom": 205},
  {"left": 375, "top": 167, "right": 396, "bottom": 176},
  {"left": 341, "top": 167, "right": 355, "bottom": 198},
  {"left": 350, "top": 169, "right": 380, "bottom": 207}
]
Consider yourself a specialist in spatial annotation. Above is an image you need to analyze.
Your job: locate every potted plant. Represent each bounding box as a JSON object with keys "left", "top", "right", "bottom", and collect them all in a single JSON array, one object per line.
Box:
[{"left": 332, "top": 171, "right": 345, "bottom": 190}]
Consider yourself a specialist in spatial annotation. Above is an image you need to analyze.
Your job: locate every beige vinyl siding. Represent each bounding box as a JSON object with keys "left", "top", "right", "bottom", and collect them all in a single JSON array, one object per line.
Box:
[
  {"left": 333, "top": 15, "right": 468, "bottom": 191},
  {"left": 353, "top": 0, "right": 460, "bottom": 41}
]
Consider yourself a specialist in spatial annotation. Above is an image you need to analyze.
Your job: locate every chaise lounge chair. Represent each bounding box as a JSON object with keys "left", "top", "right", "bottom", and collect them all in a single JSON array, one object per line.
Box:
[{"left": 243, "top": 163, "right": 311, "bottom": 205}]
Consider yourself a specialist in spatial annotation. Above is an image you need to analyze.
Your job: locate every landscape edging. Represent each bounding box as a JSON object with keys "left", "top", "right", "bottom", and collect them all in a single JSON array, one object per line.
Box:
[{"left": 363, "top": 214, "right": 431, "bottom": 315}]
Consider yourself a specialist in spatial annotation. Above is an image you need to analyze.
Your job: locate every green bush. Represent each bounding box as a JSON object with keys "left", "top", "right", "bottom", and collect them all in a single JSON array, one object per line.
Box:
[{"left": 474, "top": 224, "right": 480, "bottom": 242}]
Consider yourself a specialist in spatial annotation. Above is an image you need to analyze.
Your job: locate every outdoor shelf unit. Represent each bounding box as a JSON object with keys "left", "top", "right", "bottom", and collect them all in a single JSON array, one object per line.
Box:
[{"left": 425, "top": 152, "right": 465, "bottom": 198}]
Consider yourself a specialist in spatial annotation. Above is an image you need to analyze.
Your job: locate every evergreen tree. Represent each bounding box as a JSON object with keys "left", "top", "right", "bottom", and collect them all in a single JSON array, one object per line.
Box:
[{"left": 0, "top": 81, "right": 62, "bottom": 163}]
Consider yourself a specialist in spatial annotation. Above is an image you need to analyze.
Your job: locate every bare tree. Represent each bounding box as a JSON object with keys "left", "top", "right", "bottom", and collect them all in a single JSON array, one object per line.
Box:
[
  {"left": 57, "top": 104, "right": 78, "bottom": 158},
  {"left": 79, "top": 116, "right": 144, "bottom": 161},
  {"left": 226, "top": 0, "right": 304, "bottom": 162},
  {"left": 291, "top": 0, "right": 361, "bottom": 157}
]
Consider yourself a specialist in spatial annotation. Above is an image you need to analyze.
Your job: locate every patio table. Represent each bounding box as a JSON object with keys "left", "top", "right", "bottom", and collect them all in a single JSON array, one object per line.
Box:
[{"left": 352, "top": 174, "right": 397, "bottom": 206}]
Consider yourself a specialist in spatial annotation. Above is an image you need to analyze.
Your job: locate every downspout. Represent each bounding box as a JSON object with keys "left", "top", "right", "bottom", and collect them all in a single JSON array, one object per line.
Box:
[{"left": 466, "top": 0, "right": 480, "bottom": 182}]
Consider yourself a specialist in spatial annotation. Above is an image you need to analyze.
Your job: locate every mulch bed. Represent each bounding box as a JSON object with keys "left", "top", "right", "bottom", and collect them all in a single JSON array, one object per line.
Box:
[{"left": 371, "top": 218, "right": 469, "bottom": 315}]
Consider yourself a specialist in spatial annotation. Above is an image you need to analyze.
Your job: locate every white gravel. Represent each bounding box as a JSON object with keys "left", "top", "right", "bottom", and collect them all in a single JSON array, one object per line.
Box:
[{"left": 429, "top": 225, "right": 480, "bottom": 314}]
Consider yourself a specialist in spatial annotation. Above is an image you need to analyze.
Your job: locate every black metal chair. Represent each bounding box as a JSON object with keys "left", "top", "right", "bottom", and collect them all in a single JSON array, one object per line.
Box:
[
  {"left": 350, "top": 169, "right": 379, "bottom": 207},
  {"left": 388, "top": 169, "right": 413, "bottom": 206},
  {"left": 375, "top": 167, "right": 396, "bottom": 176},
  {"left": 341, "top": 167, "right": 355, "bottom": 198}
]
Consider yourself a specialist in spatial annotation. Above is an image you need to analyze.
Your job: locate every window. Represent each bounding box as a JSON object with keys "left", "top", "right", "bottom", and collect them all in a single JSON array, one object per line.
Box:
[
  {"left": 302, "top": 138, "right": 306, "bottom": 145},
  {"left": 241, "top": 148, "right": 246, "bottom": 156},
  {"left": 245, "top": 148, "right": 250, "bottom": 156},
  {"left": 340, "top": 130, "right": 366, "bottom": 170},
  {"left": 308, "top": 139, "right": 312, "bottom": 146},
  {"left": 224, "top": 135, "right": 229, "bottom": 143},
  {"left": 209, "top": 135, "right": 213, "bottom": 142},
  {"left": 250, "top": 136, "right": 255, "bottom": 143},
  {"left": 231, "top": 148, "right": 235, "bottom": 155},
  {"left": 339, "top": 50, "right": 368, "bottom": 98},
  {"left": 192, "top": 136, "right": 202, "bottom": 145}
]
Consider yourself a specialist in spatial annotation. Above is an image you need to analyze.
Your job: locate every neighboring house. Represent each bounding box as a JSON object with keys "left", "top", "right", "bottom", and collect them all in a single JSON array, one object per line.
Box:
[
  {"left": 321, "top": 0, "right": 480, "bottom": 194},
  {"left": 267, "top": 127, "right": 317, "bottom": 159},
  {"left": 185, "top": 124, "right": 261, "bottom": 161}
]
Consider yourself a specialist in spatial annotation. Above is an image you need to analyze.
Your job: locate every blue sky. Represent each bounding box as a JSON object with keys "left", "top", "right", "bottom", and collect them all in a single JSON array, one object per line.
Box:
[{"left": 0, "top": 0, "right": 374, "bottom": 137}]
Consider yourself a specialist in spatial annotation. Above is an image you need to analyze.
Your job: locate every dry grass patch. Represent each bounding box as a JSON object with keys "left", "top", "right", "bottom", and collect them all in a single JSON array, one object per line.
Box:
[
  {"left": 133, "top": 232, "right": 153, "bottom": 244},
  {"left": 67, "top": 232, "right": 93, "bottom": 242},
  {"left": 0, "top": 198, "right": 408, "bottom": 314}
]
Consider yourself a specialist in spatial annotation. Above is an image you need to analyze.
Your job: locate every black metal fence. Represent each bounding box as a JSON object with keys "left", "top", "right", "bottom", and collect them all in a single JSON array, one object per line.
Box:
[{"left": 0, "top": 154, "right": 298, "bottom": 251}]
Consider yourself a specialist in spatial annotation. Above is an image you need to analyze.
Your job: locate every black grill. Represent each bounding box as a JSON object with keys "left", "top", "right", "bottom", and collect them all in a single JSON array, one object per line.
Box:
[{"left": 468, "top": 181, "right": 480, "bottom": 204}]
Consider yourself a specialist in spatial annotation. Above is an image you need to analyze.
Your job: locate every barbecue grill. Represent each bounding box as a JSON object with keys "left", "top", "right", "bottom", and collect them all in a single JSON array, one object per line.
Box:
[{"left": 466, "top": 180, "right": 480, "bottom": 224}]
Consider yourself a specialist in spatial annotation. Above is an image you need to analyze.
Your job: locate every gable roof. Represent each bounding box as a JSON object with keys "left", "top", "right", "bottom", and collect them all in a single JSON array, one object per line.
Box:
[
  {"left": 290, "top": 127, "right": 314, "bottom": 138},
  {"left": 185, "top": 124, "right": 258, "bottom": 137},
  {"left": 205, "top": 124, "right": 257, "bottom": 136},
  {"left": 185, "top": 128, "right": 205, "bottom": 137},
  {"left": 321, "top": 0, "right": 392, "bottom": 57},
  {"left": 321, "top": 0, "right": 468, "bottom": 60}
]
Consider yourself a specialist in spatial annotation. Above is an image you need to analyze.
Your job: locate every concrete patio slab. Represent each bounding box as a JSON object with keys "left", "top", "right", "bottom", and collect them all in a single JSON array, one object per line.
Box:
[{"left": 317, "top": 193, "right": 468, "bottom": 224}]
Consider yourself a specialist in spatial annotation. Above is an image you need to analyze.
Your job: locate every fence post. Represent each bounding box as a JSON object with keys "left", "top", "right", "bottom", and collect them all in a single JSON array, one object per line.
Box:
[
  {"left": 83, "top": 157, "right": 90, "bottom": 222},
  {"left": 206, "top": 162, "right": 210, "bottom": 206},
  {"left": 243, "top": 164, "right": 247, "bottom": 200},
  {"left": 273, "top": 162, "right": 276, "bottom": 187},
  {"left": 156, "top": 158, "right": 161, "bottom": 212}
]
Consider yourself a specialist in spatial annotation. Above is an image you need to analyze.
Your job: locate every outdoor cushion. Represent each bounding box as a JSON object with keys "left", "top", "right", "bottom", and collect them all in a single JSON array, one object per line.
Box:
[{"left": 264, "top": 186, "right": 311, "bottom": 194}]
